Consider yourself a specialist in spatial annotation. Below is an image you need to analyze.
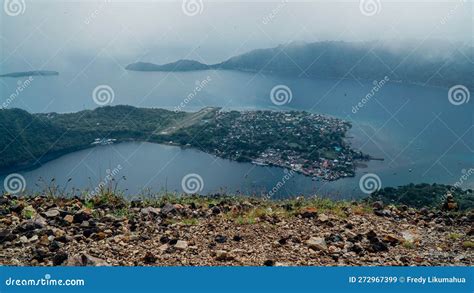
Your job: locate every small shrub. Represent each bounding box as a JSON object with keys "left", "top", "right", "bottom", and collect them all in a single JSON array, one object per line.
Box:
[
  {"left": 402, "top": 241, "right": 415, "bottom": 249},
  {"left": 180, "top": 218, "right": 199, "bottom": 226},
  {"left": 448, "top": 233, "right": 462, "bottom": 240},
  {"left": 462, "top": 241, "right": 474, "bottom": 249}
]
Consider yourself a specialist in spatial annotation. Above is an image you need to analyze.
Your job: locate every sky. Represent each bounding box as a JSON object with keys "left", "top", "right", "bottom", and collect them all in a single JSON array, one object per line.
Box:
[{"left": 0, "top": 0, "right": 472, "bottom": 70}]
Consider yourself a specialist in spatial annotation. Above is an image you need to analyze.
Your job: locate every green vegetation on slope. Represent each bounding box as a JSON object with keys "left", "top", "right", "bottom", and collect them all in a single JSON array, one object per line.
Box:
[
  {"left": 0, "top": 108, "right": 64, "bottom": 168},
  {"left": 369, "top": 183, "right": 473, "bottom": 211},
  {"left": 0, "top": 105, "right": 357, "bottom": 180},
  {"left": 0, "top": 106, "right": 186, "bottom": 170}
]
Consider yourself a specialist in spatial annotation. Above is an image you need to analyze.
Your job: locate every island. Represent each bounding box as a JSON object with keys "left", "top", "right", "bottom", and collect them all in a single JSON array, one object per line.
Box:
[
  {"left": 0, "top": 70, "right": 59, "bottom": 78},
  {"left": 0, "top": 105, "right": 368, "bottom": 180},
  {"left": 126, "top": 60, "right": 210, "bottom": 72},
  {"left": 125, "top": 41, "right": 474, "bottom": 88}
]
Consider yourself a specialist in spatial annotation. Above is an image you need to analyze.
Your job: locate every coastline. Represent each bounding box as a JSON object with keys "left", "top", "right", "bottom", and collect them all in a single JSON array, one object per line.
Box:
[
  {"left": 1, "top": 107, "right": 367, "bottom": 182},
  {"left": 0, "top": 139, "right": 367, "bottom": 182},
  {"left": 0, "top": 145, "right": 93, "bottom": 176},
  {"left": 125, "top": 67, "right": 457, "bottom": 91}
]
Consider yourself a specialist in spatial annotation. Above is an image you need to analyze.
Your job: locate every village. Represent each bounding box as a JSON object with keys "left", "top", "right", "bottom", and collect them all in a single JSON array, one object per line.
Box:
[{"left": 184, "top": 110, "right": 368, "bottom": 181}]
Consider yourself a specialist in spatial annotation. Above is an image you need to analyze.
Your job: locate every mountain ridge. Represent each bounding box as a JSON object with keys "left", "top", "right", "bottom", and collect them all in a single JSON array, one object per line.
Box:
[
  {"left": 125, "top": 41, "right": 474, "bottom": 88},
  {"left": 126, "top": 59, "right": 211, "bottom": 72}
]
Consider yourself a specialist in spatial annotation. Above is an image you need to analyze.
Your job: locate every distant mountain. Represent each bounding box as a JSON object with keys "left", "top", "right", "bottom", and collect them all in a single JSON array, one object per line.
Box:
[
  {"left": 0, "top": 70, "right": 59, "bottom": 78},
  {"left": 126, "top": 60, "right": 210, "bottom": 72},
  {"left": 126, "top": 41, "right": 473, "bottom": 88}
]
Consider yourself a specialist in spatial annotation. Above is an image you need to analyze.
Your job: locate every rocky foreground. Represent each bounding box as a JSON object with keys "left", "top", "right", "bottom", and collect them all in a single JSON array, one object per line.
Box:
[{"left": 0, "top": 194, "right": 472, "bottom": 266}]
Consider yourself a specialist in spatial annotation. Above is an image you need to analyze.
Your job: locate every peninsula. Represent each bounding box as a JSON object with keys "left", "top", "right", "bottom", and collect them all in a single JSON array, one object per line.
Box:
[{"left": 0, "top": 106, "right": 367, "bottom": 180}]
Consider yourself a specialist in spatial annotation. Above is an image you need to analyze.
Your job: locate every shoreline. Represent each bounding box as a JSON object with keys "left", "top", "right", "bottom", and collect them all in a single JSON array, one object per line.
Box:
[
  {"left": 0, "top": 145, "right": 93, "bottom": 176},
  {"left": 1, "top": 107, "right": 367, "bottom": 182},
  {"left": 125, "top": 67, "right": 456, "bottom": 91},
  {"left": 0, "top": 138, "right": 368, "bottom": 183},
  {"left": 0, "top": 139, "right": 364, "bottom": 181}
]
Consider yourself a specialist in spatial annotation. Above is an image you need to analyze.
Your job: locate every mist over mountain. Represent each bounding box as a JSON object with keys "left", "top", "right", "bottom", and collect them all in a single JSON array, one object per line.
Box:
[{"left": 127, "top": 41, "right": 473, "bottom": 88}]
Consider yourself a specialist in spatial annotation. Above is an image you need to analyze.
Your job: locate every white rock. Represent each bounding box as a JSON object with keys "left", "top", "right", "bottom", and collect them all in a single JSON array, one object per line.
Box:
[
  {"left": 318, "top": 213, "right": 329, "bottom": 222},
  {"left": 175, "top": 240, "right": 188, "bottom": 250},
  {"left": 306, "top": 237, "right": 327, "bottom": 251},
  {"left": 44, "top": 209, "right": 60, "bottom": 218}
]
